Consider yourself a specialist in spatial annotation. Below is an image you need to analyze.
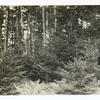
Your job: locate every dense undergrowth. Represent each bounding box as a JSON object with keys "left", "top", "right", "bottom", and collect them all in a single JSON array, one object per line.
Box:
[
  {"left": 0, "top": 38, "right": 100, "bottom": 95},
  {"left": 14, "top": 58, "right": 99, "bottom": 95}
]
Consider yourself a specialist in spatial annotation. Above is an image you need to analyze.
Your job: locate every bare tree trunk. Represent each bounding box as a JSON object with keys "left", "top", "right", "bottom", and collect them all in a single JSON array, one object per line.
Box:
[
  {"left": 46, "top": 7, "right": 48, "bottom": 34},
  {"left": 4, "top": 7, "right": 9, "bottom": 54},
  {"left": 0, "top": 23, "right": 3, "bottom": 60},
  {"left": 0, "top": 9, "right": 3, "bottom": 59},
  {"left": 26, "top": 13, "right": 31, "bottom": 55},
  {"left": 42, "top": 6, "right": 47, "bottom": 46},
  {"left": 15, "top": 6, "right": 22, "bottom": 54},
  {"left": 29, "top": 14, "right": 36, "bottom": 55},
  {"left": 42, "top": 6, "right": 50, "bottom": 46},
  {"left": 54, "top": 6, "right": 57, "bottom": 33},
  {"left": 16, "top": 7, "right": 20, "bottom": 42},
  {"left": 29, "top": 16, "right": 33, "bottom": 54},
  {"left": 11, "top": 32, "right": 14, "bottom": 48},
  {"left": 0, "top": 8, "right": 5, "bottom": 77},
  {"left": 42, "top": 6, "right": 46, "bottom": 35}
]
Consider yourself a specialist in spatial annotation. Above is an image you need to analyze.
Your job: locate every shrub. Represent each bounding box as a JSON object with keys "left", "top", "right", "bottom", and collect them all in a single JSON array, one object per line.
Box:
[
  {"left": 14, "top": 80, "right": 60, "bottom": 95},
  {"left": 56, "top": 58, "right": 99, "bottom": 94},
  {"left": 14, "top": 76, "right": 98, "bottom": 95}
]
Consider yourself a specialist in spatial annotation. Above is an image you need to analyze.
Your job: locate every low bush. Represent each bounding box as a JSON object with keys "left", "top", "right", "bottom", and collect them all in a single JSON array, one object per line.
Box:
[
  {"left": 55, "top": 58, "right": 99, "bottom": 94},
  {"left": 14, "top": 57, "right": 99, "bottom": 95},
  {"left": 14, "top": 80, "right": 60, "bottom": 95}
]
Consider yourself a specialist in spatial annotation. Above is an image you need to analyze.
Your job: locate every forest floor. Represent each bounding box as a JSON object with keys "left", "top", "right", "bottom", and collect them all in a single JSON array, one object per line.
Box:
[
  {"left": 12, "top": 80, "right": 100, "bottom": 95},
  {"left": 93, "top": 83, "right": 100, "bottom": 95},
  {"left": 94, "top": 89, "right": 100, "bottom": 94}
]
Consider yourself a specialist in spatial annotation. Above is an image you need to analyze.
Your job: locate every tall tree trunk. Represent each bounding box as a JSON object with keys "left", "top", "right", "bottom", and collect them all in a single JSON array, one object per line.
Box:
[
  {"left": 29, "top": 14, "right": 36, "bottom": 55},
  {"left": 4, "top": 7, "right": 9, "bottom": 54},
  {"left": 42, "top": 6, "right": 46, "bottom": 35},
  {"left": 0, "top": 8, "right": 4, "bottom": 77},
  {"left": 11, "top": 32, "right": 14, "bottom": 48},
  {"left": 42, "top": 6, "right": 50, "bottom": 46},
  {"left": 46, "top": 6, "right": 48, "bottom": 34},
  {"left": 0, "top": 20, "right": 3, "bottom": 60},
  {"left": 54, "top": 6, "right": 57, "bottom": 33},
  {"left": 15, "top": 6, "right": 22, "bottom": 54},
  {"left": 26, "top": 13, "right": 31, "bottom": 55},
  {"left": 29, "top": 15, "right": 33, "bottom": 54},
  {"left": 42, "top": 6, "right": 47, "bottom": 46}
]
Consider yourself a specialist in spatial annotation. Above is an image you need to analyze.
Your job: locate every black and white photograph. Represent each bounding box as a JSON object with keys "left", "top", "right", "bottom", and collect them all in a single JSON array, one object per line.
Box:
[{"left": 1, "top": 5, "right": 100, "bottom": 95}]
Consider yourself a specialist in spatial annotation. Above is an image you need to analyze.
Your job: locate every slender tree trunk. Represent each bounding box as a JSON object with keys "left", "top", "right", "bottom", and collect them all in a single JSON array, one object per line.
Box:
[
  {"left": 46, "top": 7, "right": 48, "bottom": 34},
  {"left": 42, "top": 6, "right": 47, "bottom": 46},
  {"left": 26, "top": 13, "right": 31, "bottom": 55},
  {"left": 42, "top": 6, "right": 50, "bottom": 46},
  {"left": 11, "top": 32, "right": 14, "bottom": 48},
  {"left": 29, "top": 16, "right": 34, "bottom": 54},
  {"left": 42, "top": 6, "right": 46, "bottom": 35},
  {"left": 4, "top": 7, "right": 9, "bottom": 54},
  {"left": 0, "top": 23, "right": 3, "bottom": 60},
  {"left": 0, "top": 8, "right": 4, "bottom": 77},
  {"left": 16, "top": 7, "right": 20, "bottom": 42},
  {"left": 29, "top": 14, "right": 36, "bottom": 55},
  {"left": 15, "top": 6, "right": 22, "bottom": 54},
  {"left": 54, "top": 6, "right": 57, "bottom": 33}
]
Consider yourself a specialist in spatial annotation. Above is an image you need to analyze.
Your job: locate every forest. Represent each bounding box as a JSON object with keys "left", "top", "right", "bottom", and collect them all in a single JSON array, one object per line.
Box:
[{"left": 0, "top": 6, "right": 100, "bottom": 95}]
